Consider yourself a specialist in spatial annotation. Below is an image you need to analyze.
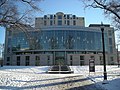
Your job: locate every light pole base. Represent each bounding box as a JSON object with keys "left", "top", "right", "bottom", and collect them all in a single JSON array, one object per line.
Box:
[{"left": 102, "top": 80, "right": 108, "bottom": 84}]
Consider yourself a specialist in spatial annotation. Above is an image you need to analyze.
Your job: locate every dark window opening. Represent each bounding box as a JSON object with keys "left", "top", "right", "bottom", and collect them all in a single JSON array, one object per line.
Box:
[
  {"left": 73, "top": 20, "right": 76, "bottom": 25},
  {"left": 44, "top": 21, "right": 47, "bottom": 26},
  {"left": 50, "top": 15, "right": 53, "bottom": 19},
  {"left": 50, "top": 20, "right": 53, "bottom": 25},
  {"left": 70, "top": 61, "right": 72, "bottom": 66},
  {"left": 67, "top": 20, "right": 70, "bottom": 25},
  {"left": 80, "top": 56, "right": 84, "bottom": 60},
  {"left": 25, "top": 56, "right": 30, "bottom": 66},
  {"left": 80, "top": 61, "right": 84, "bottom": 66},
  {"left": 90, "top": 56, "right": 94, "bottom": 59},
  {"left": 17, "top": 56, "right": 20, "bottom": 66},
  {"left": 47, "top": 56, "right": 50, "bottom": 65},
  {"left": 7, "top": 57, "right": 10, "bottom": 62},
  {"left": 58, "top": 20, "right": 62, "bottom": 25},
  {"left": 70, "top": 55, "right": 72, "bottom": 60},
  {"left": 7, "top": 63, "right": 10, "bottom": 65},
  {"left": 67, "top": 15, "right": 70, "bottom": 19},
  {"left": 58, "top": 15, "right": 62, "bottom": 19},
  {"left": 44, "top": 15, "right": 47, "bottom": 19},
  {"left": 73, "top": 15, "right": 76, "bottom": 19},
  {"left": 109, "top": 38, "right": 112, "bottom": 45},
  {"left": 35, "top": 56, "right": 40, "bottom": 66},
  {"left": 80, "top": 56, "right": 84, "bottom": 66}
]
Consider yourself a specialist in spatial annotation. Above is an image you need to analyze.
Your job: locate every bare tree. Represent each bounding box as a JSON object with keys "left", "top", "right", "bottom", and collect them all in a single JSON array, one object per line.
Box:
[
  {"left": 0, "top": 0, "right": 43, "bottom": 28},
  {"left": 0, "top": 0, "right": 43, "bottom": 50},
  {"left": 82, "top": 0, "right": 120, "bottom": 30}
]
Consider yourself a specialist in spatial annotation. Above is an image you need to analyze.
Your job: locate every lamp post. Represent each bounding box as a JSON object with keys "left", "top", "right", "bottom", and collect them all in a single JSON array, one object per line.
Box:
[{"left": 101, "top": 22, "right": 107, "bottom": 82}]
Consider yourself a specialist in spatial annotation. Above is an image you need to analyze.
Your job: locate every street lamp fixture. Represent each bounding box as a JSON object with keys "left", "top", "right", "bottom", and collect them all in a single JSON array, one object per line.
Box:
[{"left": 101, "top": 22, "right": 107, "bottom": 82}]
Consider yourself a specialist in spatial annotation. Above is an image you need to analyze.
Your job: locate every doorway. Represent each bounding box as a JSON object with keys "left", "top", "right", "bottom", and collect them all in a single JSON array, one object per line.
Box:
[{"left": 55, "top": 52, "right": 65, "bottom": 65}]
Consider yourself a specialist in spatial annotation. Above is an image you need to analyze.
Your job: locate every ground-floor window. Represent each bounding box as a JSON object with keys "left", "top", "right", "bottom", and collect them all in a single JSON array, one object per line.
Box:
[
  {"left": 110, "top": 56, "right": 114, "bottom": 65},
  {"left": 35, "top": 56, "right": 40, "bottom": 66},
  {"left": 25, "top": 56, "right": 30, "bottom": 66},
  {"left": 70, "top": 55, "right": 73, "bottom": 66},
  {"left": 70, "top": 61, "right": 73, "bottom": 66},
  {"left": 80, "top": 61, "right": 84, "bottom": 66},
  {"left": 17, "top": 56, "right": 20, "bottom": 66},
  {"left": 47, "top": 55, "right": 50, "bottom": 65},
  {"left": 99, "top": 56, "right": 103, "bottom": 65},
  {"left": 80, "top": 56, "right": 84, "bottom": 66},
  {"left": 6, "top": 57, "right": 10, "bottom": 65},
  {"left": 6, "top": 63, "right": 10, "bottom": 65}
]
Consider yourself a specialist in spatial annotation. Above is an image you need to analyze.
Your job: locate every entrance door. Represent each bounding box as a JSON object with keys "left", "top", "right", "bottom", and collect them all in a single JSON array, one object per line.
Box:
[{"left": 55, "top": 52, "right": 65, "bottom": 65}]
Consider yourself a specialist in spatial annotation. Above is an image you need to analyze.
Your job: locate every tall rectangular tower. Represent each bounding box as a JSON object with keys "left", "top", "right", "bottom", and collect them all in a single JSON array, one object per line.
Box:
[{"left": 35, "top": 12, "right": 85, "bottom": 28}]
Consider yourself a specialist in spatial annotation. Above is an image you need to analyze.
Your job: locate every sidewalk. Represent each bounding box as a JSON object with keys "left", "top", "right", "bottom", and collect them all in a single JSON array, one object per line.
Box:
[{"left": 19, "top": 74, "right": 105, "bottom": 90}]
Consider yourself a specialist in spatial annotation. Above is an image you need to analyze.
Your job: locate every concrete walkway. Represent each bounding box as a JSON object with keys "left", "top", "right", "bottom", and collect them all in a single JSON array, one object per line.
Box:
[{"left": 19, "top": 74, "right": 105, "bottom": 90}]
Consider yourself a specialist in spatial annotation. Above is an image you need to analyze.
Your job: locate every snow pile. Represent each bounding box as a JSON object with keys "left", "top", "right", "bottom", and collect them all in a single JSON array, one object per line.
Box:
[{"left": 0, "top": 65, "right": 120, "bottom": 90}]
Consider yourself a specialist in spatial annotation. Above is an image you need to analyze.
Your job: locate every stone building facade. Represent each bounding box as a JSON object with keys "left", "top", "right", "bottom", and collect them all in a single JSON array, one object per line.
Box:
[{"left": 4, "top": 12, "right": 117, "bottom": 66}]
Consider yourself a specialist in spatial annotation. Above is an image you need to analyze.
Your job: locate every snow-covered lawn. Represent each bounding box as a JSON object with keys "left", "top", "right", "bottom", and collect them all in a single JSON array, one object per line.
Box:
[{"left": 0, "top": 65, "right": 120, "bottom": 90}]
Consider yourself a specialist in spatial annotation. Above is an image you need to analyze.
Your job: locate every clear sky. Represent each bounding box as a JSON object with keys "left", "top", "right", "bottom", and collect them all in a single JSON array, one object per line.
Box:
[{"left": 0, "top": 0, "right": 114, "bottom": 44}]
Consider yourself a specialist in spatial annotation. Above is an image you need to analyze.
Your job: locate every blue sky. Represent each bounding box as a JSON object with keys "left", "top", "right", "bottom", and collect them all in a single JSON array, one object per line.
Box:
[{"left": 0, "top": 0, "right": 112, "bottom": 44}]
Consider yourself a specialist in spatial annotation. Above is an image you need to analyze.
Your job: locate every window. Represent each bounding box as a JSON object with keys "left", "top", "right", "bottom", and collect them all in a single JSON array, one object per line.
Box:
[
  {"left": 6, "top": 57, "right": 10, "bottom": 65},
  {"left": 47, "top": 56, "right": 50, "bottom": 65},
  {"left": 80, "top": 56, "right": 84, "bottom": 66},
  {"left": 67, "top": 20, "right": 70, "bottom": 25},
  {"left": 36, "top": 56, "right": 40, "bottom": 60},
  {"left": 35, "top": 56, "right": 40, "bottom": 66},
  {"left": 109, "top": 38, "right": 112, "bottom": 45},
  {"left": 50, "top": 20, "right": 53, "bottom": 25},
  {"left": 110, "top": 57, "right": 114, "bottom": 65},
  {"left": 7, "top": 63, "right": 10, "bottom": 65},
  {"left": 58, "top": 15, "right": 62, "bottom": 19},
  {"left": 58, "top": 20, "right": 62, "bottom": 25},
  {"left": 44, "top": 21, "right": 47, "bottom": 26},
  {"left": 73, "top": 20, "right": 76, "bottom": 25},
  {"left": 25, "top": 56, "right": 30, "bottom": 66},
  {"left": 90, "top": 56, "right": 94, "bottom": 59},
  {"left": 8, "top": 30, "right": 12, "bottom": 36},
  {"left": 54, "top": 15, "right": 56, "bottom": 19},
  {"left": 7, "top": 57, "right": 10, "bottom": 62},
  {"left": 70, "top": 60, "right": 73, "bottom": 66},
  {"left": 47, "top": 56, "right": 50, "bottom": 60},
  {"left": 44, "top": 15, "right": 47, "bottom": 19},
  {"left": 7, "top": 47, "right": 10, "bottom": 53},
  {"left": 17, "top": 56, "right": 20, "bottom": 66},
  {"left": 70, "top": 55, "right": 73, "bottom": 66},
  {"left": 109, "top": 46, "right": 113, "bottom": 53},
  {"left": 64, "top": 20, "right": 66, "bottom": 24},
  {"left": 50, "top": 15, "right": 53, "bottom": 19},
  {"left": 70, "top": 55, "right": 72, "bottom": 60},
  {"left": 73, "top": 15, "right": 76, "bottom": 19},
  {"left": 80, "top": 61, "right": 84, "bottom": 66},
  {"left": 110, "top": 57, "right": 114, "bottom": 61},
  {"left": 67, "top": 15, "right": 70, "bottom": 19},
  {"left": 80, "top": 56, "right": 84, "bottom": 60},
  {"left": 108, "top": 30, "right": 112, "bottom": 36}
]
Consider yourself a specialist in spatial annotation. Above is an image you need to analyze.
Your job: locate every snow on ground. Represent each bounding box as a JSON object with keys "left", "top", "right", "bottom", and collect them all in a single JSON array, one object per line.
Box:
[
  {"left": 0, "top": 65, "right": 120, "bottom": 90},
  {"left": 70, "top": 66, "right": 120, "bottom": 90}
]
